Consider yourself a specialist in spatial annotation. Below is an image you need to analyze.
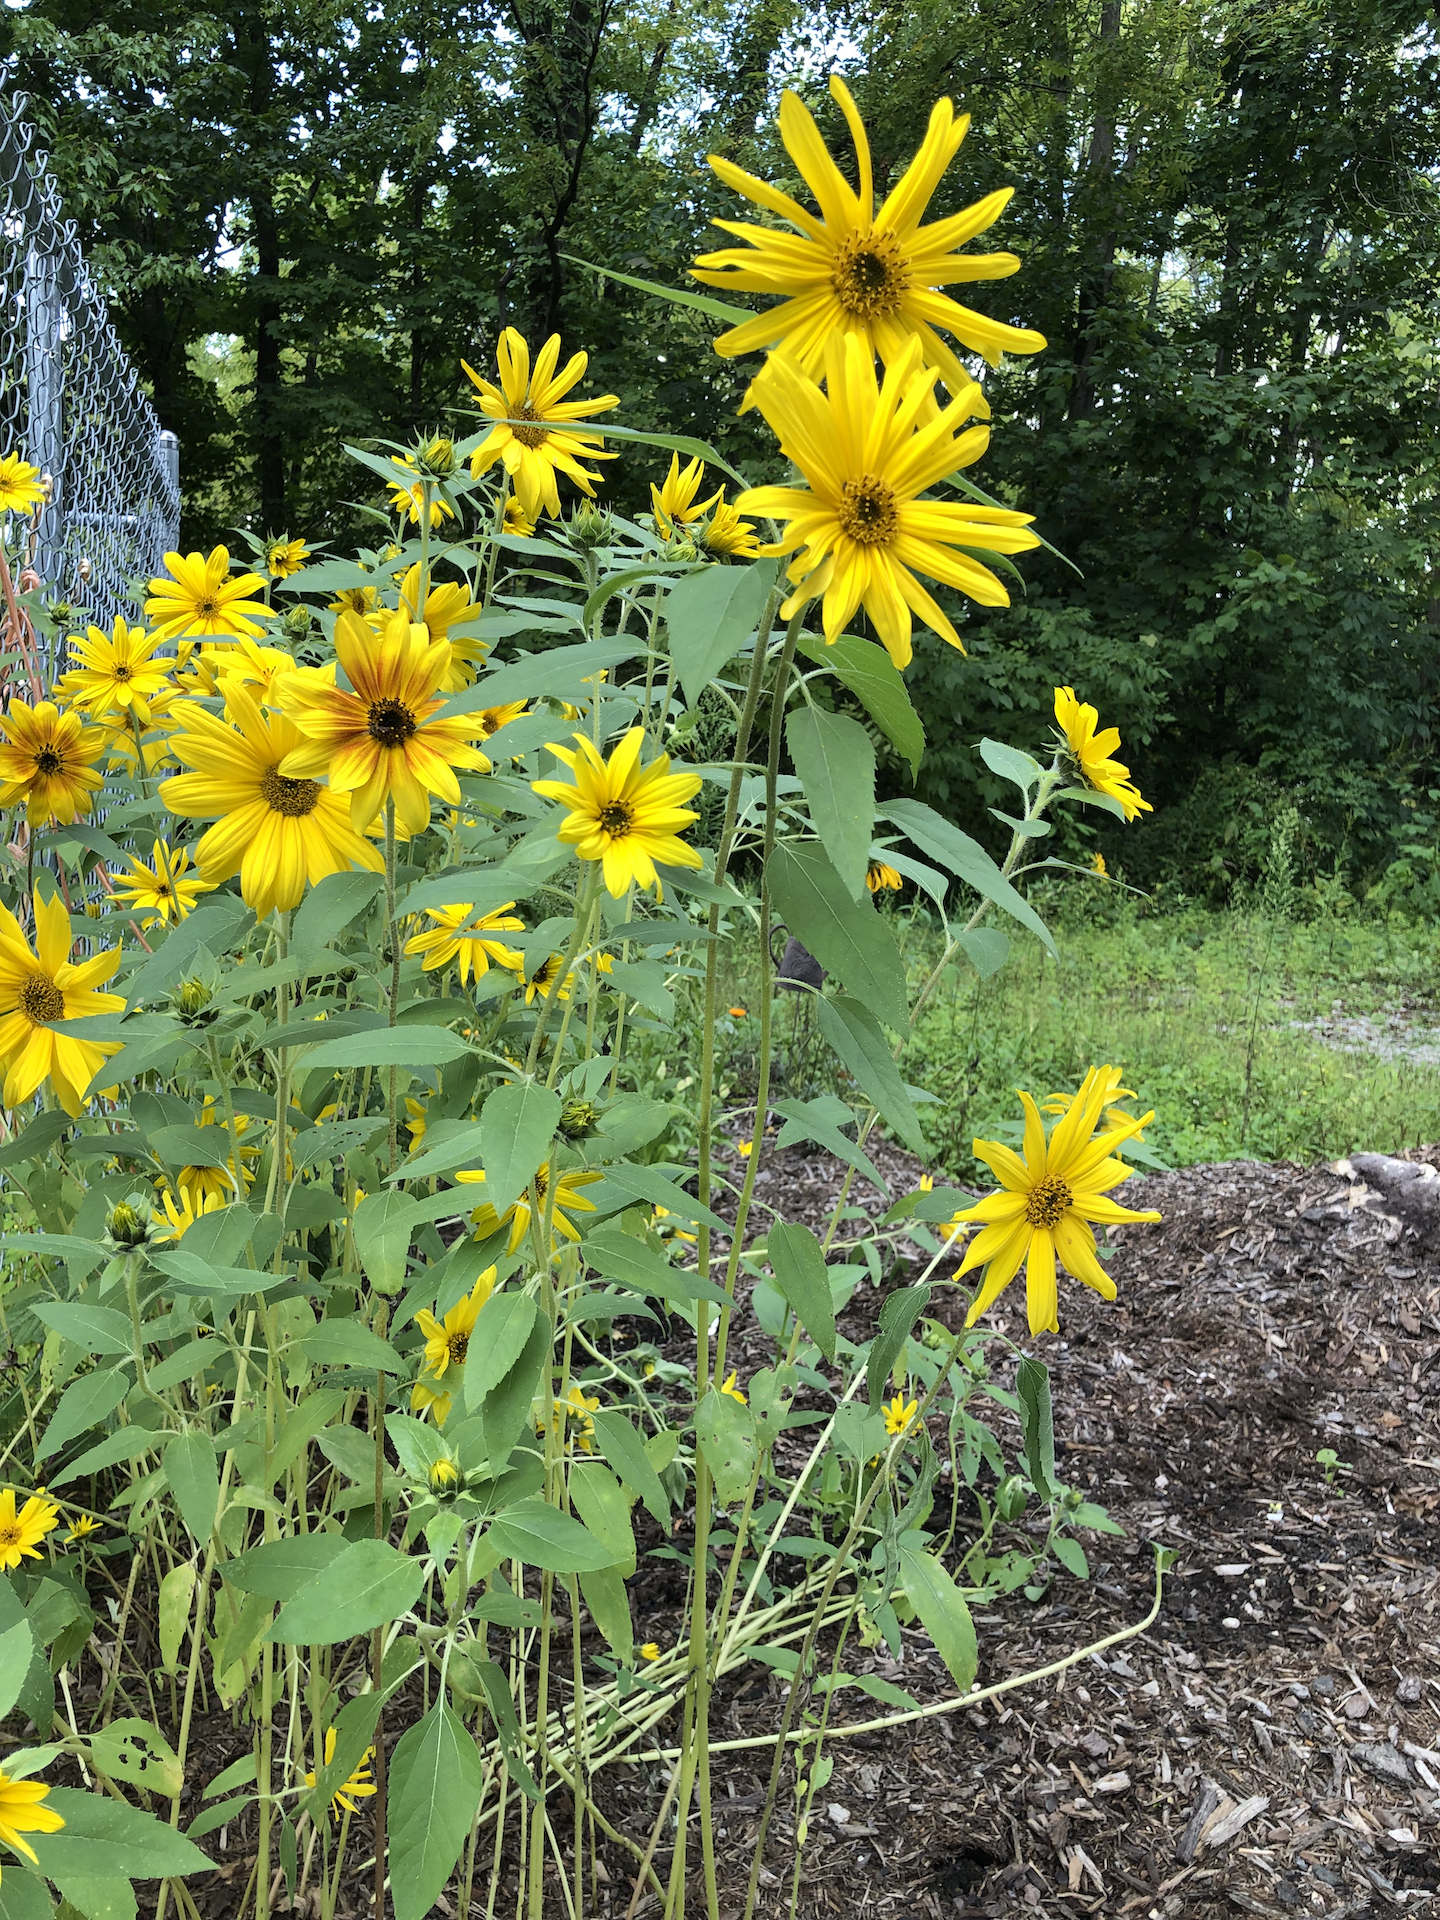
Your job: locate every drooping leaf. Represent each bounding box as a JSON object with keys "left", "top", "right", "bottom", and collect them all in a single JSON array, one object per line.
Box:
[
  {"left": 29, "top": 1301, "right": 133, "bottom": 1355},
  {"left": 865, "top": 1285, "right": 931, "bottom": 1407},
  {"left": 36, "top": 1368, "right": 130, "bottom": 1461},
  {"left": 796, "top": 632, "right": 925, "bottom": 782},
  {"left": 164, "top": 1431, "right": 219, "bottom": 1546},
  {"left": 814, "top": 995, "right": 927, "bottom": 1157},
  {"left": 770, "top": 1096, "right": 888, "bottom": 1192},
  {"left": 266, "top": 1539, "right": 425, "bottom": 1643},
  {"left": 0, "top": 1619, "right": 35, "bottom": 1722},
  {"left": 158, "top": 1565, "right": 196, "bottom": 1676},
  {"left": 1015, "top": 1356, "right": 1057, "bottom": 1500},
  {"left": 88, "top": 1717, "right": 184, "bottom": 1798},
  {"left": 588, "top": 1408, "right": 670, "bottom": 1525},
  {"left": 898, "top": 1544, "right": 977, "bottom": 1691},
  {"left": 486, "top": 1498, "right": 619, "bottom": 1573},
  {"left": 584, "top": 1229, "right": 730, "bottom": 1309},
  {"left": 786, "top": 707, "right": 875, "bottom": 899},
  {"left": 463, "top": 1294, "right": 538, "bottom": 1414},
  {"left": 694, "top": 1388, "right": 757, "bottom": 1505},
  {"left": 883, "top": 798, "right": 1055, "bottom": 956},
  {"left": 765, "top": 1222, "right": 837, "bottom": 1364},
  {"left": 665, "top": 558, "right": 777, "bottom": 708},
  {"left": 290, "top": 869, "right": 384, "bottom": 955},
  {"left": 578, "top": 1565, "right": 634, "bottom": 1664},
  {"left": 767, "top": 841, "right": 908, "bottom": 1031},
  {"left": 478, "top": 1082, "right": 562, "bottom": 1218},
  {"left": 387, "top": 1703, "right": 485, "bottom": 1920}
]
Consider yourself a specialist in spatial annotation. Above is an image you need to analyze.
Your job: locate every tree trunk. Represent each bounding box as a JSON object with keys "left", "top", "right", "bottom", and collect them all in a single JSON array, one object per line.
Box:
[
  {"left": 239, "top": 9, "right": 285, "bottom": 530},
  {"left": 1067, "top": 0, "right": 1121, "bottom": 422}
]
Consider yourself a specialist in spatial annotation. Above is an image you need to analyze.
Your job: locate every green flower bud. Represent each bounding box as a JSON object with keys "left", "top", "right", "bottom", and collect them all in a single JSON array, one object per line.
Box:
[
  {"left": 428, "top": 1457, "right": 460, "bottom": 1497},
  {"left": 558, "top": 1098, "right": 601, "bottom": 1142},
  {"left": 105, "top": 1198, "right": 151, "bottom": 1249},
  {"left": 568, "top": 502, "right": 613, "bottom": 550}
]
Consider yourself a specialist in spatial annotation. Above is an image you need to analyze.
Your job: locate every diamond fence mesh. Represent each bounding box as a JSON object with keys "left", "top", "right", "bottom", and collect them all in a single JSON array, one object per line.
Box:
[{"left": 0, "top": 92, "right": 181, "bottom": 678}]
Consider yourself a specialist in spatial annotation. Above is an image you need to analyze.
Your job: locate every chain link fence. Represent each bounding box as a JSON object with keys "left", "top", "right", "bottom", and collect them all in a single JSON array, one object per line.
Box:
[{"left": 0, "top": 92, "right": 180, "bottom": 674}]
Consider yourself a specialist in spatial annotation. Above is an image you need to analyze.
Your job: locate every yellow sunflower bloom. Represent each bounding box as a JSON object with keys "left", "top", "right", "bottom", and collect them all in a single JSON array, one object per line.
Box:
[
  {"left": 386, "top": 456, "right": 456, "bottom": 528},
  {"left": 404, "top": 902, "right": 525, "bottom": 986},
  {"left": 329, "top": 584, "right": 378, "bottom": 617},
  {"left": 457, "top": 1162, "right": 600, "bottom": 1253},
  {"left": 952, "top": 1066, "right": 1161, "bottom": 1336},
  {"left": 145, "top": 546, "right": 270, "bottom": 641},
  {"left": 650, "top": 453, "right": 722, "bottom": 538},
  {"left": 278, "top": 609, "right": 491, "bottom": 835},
  {"left": 720, "top": 1371, "right": 747, "bottom": 1405},
  {"left": 866, "top": 859, "right": 902, "bottom": 892},
  {"left": 0, "top": 892, "right": 122, "bottom": 1114},
  {"left": 503, "top": 495, "right": 536, "bottom": 538},
  {"left": 532, "top": 727, "right": 703, "bottom": 896},
  {"left": 304, "top": 1727, "right": 377, "bottom": 1822},
  {"left": 736, "top": 334, "right": 1041, "bottom": 666},
  {"left": 404, "top": 1097, "right": 428, "bottom": 1149},
  {"left": 393, "top": 563, "right": 489, "bottom": 690},
  {"left": 0, "top": 1487, "right": 59, "bottom": 1570},
  {"left": 1091, "top": 850, "right": 1108, "bottom": 876},
  {"left": 473, "top": 699, "right": 529, "bottom": 746},
  {"left": 66, "top": 1515, "right": 100, "bottom": 1543},
  {"left": 0, "top": 1763, "right": 65, "bottom": 1863},
  {"left": 204, "top": 638, "right": 302, "bottom": 706},
  {"left": 523, "top": 953, "right": 574, "bottom": 1005},
  {"left": 152, "top": 1187, "right": 222, "bottom": 1242},
  {"left": 0, "top": 452, "right": 46, "bottom": 516},
  {"left": 693, "top": 75, "right": 1045, "bottom": 393},
  {"left": 1041, "top": 1065, "right": 1144, "bottom": 1142},
  {"left": 265, "top": 535, "right": 310, "bottom": 580},
  {"left": 0, "top": 700, "right": 106, "bottom": 827},
  {"left": 883, "top": 1392, "right": 918, "bottom": 1436},
  {"left": 639, "top": 1641, "right": 661, "bottom": 1662},
  {"left": 109, "top": 839, "right": 215, "bottom": 928},
  {"left": 174, "top": 1096, "right": 258, "bottom": 1208},
  {"left": 553, "top": 1381, "right": 601, "bottom": 1452},
  {"left": 1054, "top": 687, "right": 1151, "bottom": 822},
  {"left": 415, "top": 1268, "right": 498, "bottom": 1381},
  {"left": 160, "top": 685, "right": 384, "bottom": 920},
  {"left": 463, "top": 329, "right": 618, "bottom": 522},
  {"left": 410, "top": 1378, "right": 453, "bottom": 1428},
  {"left": 54, "top": 617, "right": 172, "bottom": 724},
  {"left": 697, "top": 492, "right": 762, "bottom": 558}
]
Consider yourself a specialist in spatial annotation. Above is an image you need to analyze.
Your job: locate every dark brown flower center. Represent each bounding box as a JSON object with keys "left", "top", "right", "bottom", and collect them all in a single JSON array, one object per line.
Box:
[
  {"left": 447, "top": 1330, "right": 469, "bottom": 1366},
  {"left": 831, "top": 230, "right": 908, "bottom": 318},
  {"left": 114, "top": 664, "right": 132, "bottom": 681},
  {"left": 1024, "top": 1175, "right": 1072, "bottom": 1230},
  {"left": 368, "top": 697, "right": 417, "bottom": 748},
  {"left": 197, "top": 597, "right": 219, "bottom": 617},
  {"left": 597, "top": 801, "right": 633, "bottom": 839},
  {"left": 34, "top": 748, "right": 63, "bottom": 776},
  {"left": 20, "top": 973, "right": 63, "bottom": 1024},
  {"left": 839, "top": 475, "right": 899, "bottom": 547},
  {"left": 512, "top": 403, "right": 550, "bottom": 450},
  {"left": 259, "top": 766, "right": 322, "bottom": 817}
]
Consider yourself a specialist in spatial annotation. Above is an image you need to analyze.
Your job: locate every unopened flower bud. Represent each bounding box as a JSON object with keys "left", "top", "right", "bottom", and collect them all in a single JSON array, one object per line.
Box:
[
  {"left": 175, "top": 976, "right": 213, "bottom": 1022},
  {"left": 418, "top": 435, "right": 456, "bottom": 477},
  {"left": 568, "top": 502, "right": 612, "bottom": 550},
  {"left": 558, "top": 1098, "right": 601, "bottom": 1142},
  {"left": 105, "top": 1199, "right": 150, "bottom": 1248},
  {"left": 429, "top": 1457, "right": 460, "bottom": 1496},
  {"left": 280, "top": 605, "right": 311, "bottom": 643}
]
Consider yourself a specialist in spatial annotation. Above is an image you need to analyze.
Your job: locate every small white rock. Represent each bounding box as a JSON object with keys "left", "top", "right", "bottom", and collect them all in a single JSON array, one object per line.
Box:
[
  {"left": 827, "top": 1804, "right": 850, "bottom": 1827},
  {"left": 1222, "top": 1616, "right": 1241, "bottom": 1629}
]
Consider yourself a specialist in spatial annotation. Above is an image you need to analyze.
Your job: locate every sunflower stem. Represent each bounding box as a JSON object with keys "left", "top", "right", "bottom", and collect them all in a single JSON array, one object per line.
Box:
[{"left": 384, "top": 796, "right": 400, "bottom": 1171}]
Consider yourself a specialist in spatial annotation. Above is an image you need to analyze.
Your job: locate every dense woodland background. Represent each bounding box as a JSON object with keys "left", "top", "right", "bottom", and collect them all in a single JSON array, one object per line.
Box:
[{"left": 5, "top": 0, "right": 1439, "bottom": 894}]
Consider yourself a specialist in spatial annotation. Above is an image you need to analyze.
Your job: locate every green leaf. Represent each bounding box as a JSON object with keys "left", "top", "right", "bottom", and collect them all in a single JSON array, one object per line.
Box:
[
  {"left": 1015, "top": 1356, "right": 1056, "bottom": 1501},
  {"left": 295, "top": 1025, "right": 473, "bottom": 1070},
  {"left": 36, "top": 1368, "right": 130, "bottom": 1461},
  {"left": 584, "top": 1229, "right": 731, "bottom": 1309},
  {"left": 558, "top": 251, "right": 755, "bottom": 327},
  {"left": 390, "top": 1118, "right": 487, "bottom": 1185},
  {"left": 578, "top": 1565, "right": 634, "bottom": 1665},
  {"left": 814, "top": 996, "right": 927, "bottom": 1158},
  {"left": 665, "top": 558, "right": 777, "bottom": 709},
  {"left": 765, "top": 1222, "right": 837, "bottom": 1364},
  {"left": 473, "top": 1661, "right": 540, "bottom": 1798},
  {"left": 591, "top": 1163, "right": 727, "bottom": 1231},
  {"left": 883, "top": 798, "right": 1055, "bottom": 957},
  {"left": 694, "top": 1388, "right": 757, "bottom": 1505},
  {"left": 771, "top": 1096, "right": 887, "bottom": 1192},
  {"left": 898, "top": 1544, "right": 977, "bottom": 1691},
  {"left": 767, "top": 841, "right": 908, "bottom": 1031},
  {"left": 122, "top": 895, "right": 251, "bottom": 1012},
  {"left": 587, "top": 1408, "right": 670, "bottom": 1526},
  {"left": 866, "top": 1286, "right": 931, "bottom": 1408},
  {"left": 352, "top": 1190, "right": 420, "bottom": 1296},
  {"left": 0, "top": 1619, "right": 35, "bottom": 1721},
  {"left": 225, "top": 1535, "right": 352, "bottom": 1602},
  {"left": 299, "top": 1320, "right": 404, "bottom": 1373},
  {"left": 30, "top": 1789, "right": 211, "bottom": 1879},
  {"left": 290, "top": 869, "right": 384, "bottom": 956},
  {"left": 463, "top": 1294, "right": 538, "bottom": 1414},
  {"left": 165, "top": 1431, "right": 219, "bottom": 1545},
  {"left": 88, "top": 1717, "right": 184, "bottom": 1797},
  {"left": 440, "top": 640, "right": 641, "bottom": 718},
  {"left": 0, "top": 1868, "right": 58, "bottom": 1919},
  {"left": 956, "top": 928, "right": 1010, "bottom": 978},
  {"left": 1053, "top": 1537, "right": 1089, "bottom": 1579},
  {"left": 0, "top": 1111, "right": 72, "bottom": 1169},
  {"left": 978, "top": 738, "right": 1044, "bottom": 794},
  {"left": 267, "top": 1538, "right": 425, "bottom": 1644},
  {"left": 29, "top": 1302, "right": 133, "bottom": 1355},
  {"left": 301, "top": 1687, "right": 384, "bottom": 1826},
  {"left": 1, "top": 1234, "right": 106, "bottom": 1277},
  {"left": 486, "top": 1498, "right": 619, "bottom": 1573},
  {"left": 477, "top": 1320, "right": 551, "bottom": 1470},
  {"left": 567, "top": 1462, "right": 635, "bottom": 1574},
  {"left": 478, "top": 1082, "right": 562, "bottom": 1218},
  {"left": 387, "top": 1702, "right": 485, "bottom": 1920},
  {"left": 147, "top": 1250, "right": 290, "bottom": 1298},
  {"left": 158, "top": 1564, "right": 196, "bottom": 1676},
  {"left": 796, "top": 632, "right": 925, "bottom": 782},
  {"left": 786, "top": 708, "right": 875, "bottom": 899}
]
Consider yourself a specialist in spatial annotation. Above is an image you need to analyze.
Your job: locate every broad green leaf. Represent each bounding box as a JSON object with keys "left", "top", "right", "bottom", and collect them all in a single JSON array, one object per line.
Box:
[
  {"left": 203, "top": 1755, "right": 257, "bottom": 1801},
  {"left": 0, "top": 1619, "right": 35, "bottom": 1721},
  {"left": 176, "top": 1203, "right": 259, "bottom": 1268},
  {"left": 767, "top": 840, "right": 908, "bottom": 1031},
  {"left": 440, "top": 640, "right": 641, "bottom": 717},
  {"left": 290, "top": 869, "right": 384, "bottom": 955},
  {"left": 592, "top": 1163, "right": 727, "bottom": 1230},
  {"left": 1053, "top": 1537, "right": 1089, "bottom": 1579},
  {"left": 978, "top": 737, "right": 1044, "bottom": 794},
  {"left": 147, "top": 1249, "right": 290, "bottom": 1297},
  {"left": 89, "top": 1717, "right": 184, "bottom": 1797},
  {"left": 226, "top": 1534, "right": 351, "bottom": 1602},
  {"left": 765, "top": 1222, "right": 837, "bottom": 1364},
  {"left": 30, "top": 1788, "right": 211, "bottom": 1879},
  {"left": 148, "top": 1123, "right": 236, "bottom": 1171},
  {"left": 665, "top": 558, "right": 777, "bottom": 708},
  {"left": 865, "top": 1285, "right": 931, "bottom": 1407},
  {"left": 771, "top": 1096, "right": 887, "bottom": 1192},
  {"left": 122, "top": 895, "right": 251, "bottom": 1011},
  {"left": 478, "top": 1081, "right": 562, "bottom": 1217},
  {"left": 883, "top": 798, "right": 1055, "bottom": 957},
  {"left": 796, "top": 632, "right": 925, "bottom": 782},
  {"left": 297, "top": 1025, "right": 473, "bottom": 1070},
  {"left": 299, "top": 1320, "right": 404, "bottom": 1373},
  {"left": 387, "top": 1703, "right": 485, "bottom": 1920},
  {"left": 567, "top": 1462, "right": 635, "bottom": 1574},
  {"left": 478, "top": 1319, "right": 551, "bottom": 1469},
  {"left": 158, "top": 1564, "right": 196, "bottom": 1675},
  {"left": 463, "top": 1294, "right": 537, "bottom": 1414},
  {"left": 584, "top": 1229, "right": 730, "bottom": 1309},
  {"left": 473, "top": 1660, "right": 540, "bottom": 1798},
  {"left": 1015, "top": 1356, "right": 1056, "bottom": 1500},
  {"left": 36, "top": 1367, "right": 130, "bottom": 1461},
  {"left": 898, "top": 1544, "right": 977, "bottom": 1691},
  {"left": 486, "top": 1497, "right": 618, "bottom": 1572},
  {"left": 694, "top": 1388, "right": 757, "bottom": 1505},
  {"left": 48, "top": 1425, "right": 164, "bottom": 1488},
  {"left": 391, "top": 1117, "right": 486, "bottom": 1185},
  {"left": 0, "top": 1868, "right": 57, "bottom": 1919},
  {"left": 165, "top": 1431, "right": 219, "bottom": 1545},
  {"left": 0, "top": 1111, "right": 72, "bottom": 1168},
  {"left": 352, "top": 1189, "right": 419, "bottom": 1295},
  {"left": 267, "top": 1538, "right": 425, "bottom": 1644},
  {"left": 588, "top": 1408, "right": 670, "bottom": 1525},
  {"left": 786, "top": 707, "right": 875, "bottom": 899},
  {"left": 957, "top": 928, "right": 1010, "bottom": 977},
  {"left": 29, "top": 1301, "right": 132, "bottom": 1355},
  {"left": 578, "top": 1565, "right": 633, "bottom": 1665},
  {"left": 1, "top": 1234, "right": 106, "bottom": 1276},
  {"left": 814, "top": 995, "right": 927, "bottom": 1158}
]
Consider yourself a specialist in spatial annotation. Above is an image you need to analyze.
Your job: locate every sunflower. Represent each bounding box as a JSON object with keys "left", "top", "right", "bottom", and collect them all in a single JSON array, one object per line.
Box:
[
  {"left": 1091, "top": 850, "right": 1108, "bottom": 876},
  {"left": 329, "top": 584, "right": 378, "bottom": 617},
  {"left": 265, "top": 535, "right": 310, "bottom": 580},
  {"left": 54, "top": 617, "right": 172, "bottom": 724},
  {"left": 1053, "top": 687, "right": 1151, "bottom": 822},
  {"left": 66, "top": 1515, "right": 100, "bottom": 1543},
  {"left": 463, "top": 329, "right": 619, "bottom": 522},
  {"left": 386, "top": 457, "right": 456, "bottom": 529},
  {"left": 174, "top": 1096, "right": 258, "bottom": 1208},
  {"left": 0, "top": 700, "right": 107, "bottom": 826},
  {"left": 204, "top": 638, "right": 302, "bottom": 706},
  {"left": 109, "top": 840, "right": 215, "bottom": 928},
  {"left": 532, "top": 727, "right": 703, "bottom": 896},
  {"left": 697, "top": 493, "right": 762, "bottom": 558},
  {"left": 882, "top": 1392, "right": 918, "bottom": 1436},
  {"left": 720, "top": 1372, "right": 747, "bottom": 1405},
  {"left": 410, "top": 1378, "right": 453, "bottom": 1427},
  {"left": 278, "top": 609, "right": 491, "bottom": 835},
  {"left": 1041, "top": 1065, "right": 1144, "bottom": 1142},
  {"left": 951, "top": 1067, "right": 1161, "bottom": 1336},
  {"left": 503, "top": 495, "right": 536, "bottom": 538},
  {"left": 0, "top": 1764, "right": 64, "bottom": 1864},
  {"left": 866, "top": 859, "right": 903, "bottom": 892},
  {"left": 0, "top": 452, "right": 46, "bottom": 515},
  {"left": 152, "top": 1187, "right": 222, "bottom": 1242},
  {"left": 404, "top": 1096, "right": 428, "bottom": 1150},
  {"left": 160, "top": 685, "right": 384, "bottom": 920},
  {"left": 523, "top": 954, "right": 574, "bottom": 1005},
  {"left": 457, "top": 1162, "right": 601, "bottom": 1253},
  {"left": 145, "top": 547, "right": 271, "bottom": 641},
  {"left": 393, "top": 563, "right": 489, "bottom": 690},
  {"left": 0, "top": 1487, "right": 59, "bottom": 1570},
  {"left": 692, "top": 75, "right": 1045, "bottom": 394},
  {"left": 650, "top": 454, "right": 721, "bottom": 538},
  {"left": 0, "top": 892, "right": 123, "bottom": 1114},
  {"left": 549, "top": 1381, "right": 601, "bottom": 1453},
  {"left": 736, "top": 335, "right": 1040, "bottom": 666},
  {"left": 304, "top": 1728, "right": 378, "bottom": 1822},
  {"left": 474, "top": 699, "right": 529, "bottom": 745},
  {"left": 414, "top": 1268, "right": 498, "bottom": 1381},
  {"left": 404, "top": 902, "right": 525, "bottom": 986}
]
